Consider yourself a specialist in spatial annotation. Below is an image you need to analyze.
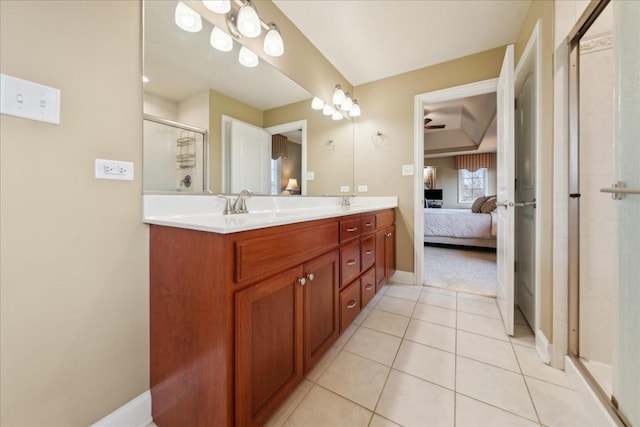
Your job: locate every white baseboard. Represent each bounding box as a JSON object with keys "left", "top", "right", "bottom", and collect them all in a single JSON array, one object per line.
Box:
[
  {"left": 90, "top": 390, "right": 152, "bottom": 427},
  {"left": 565, "top": 357, "right": 622, "bottom": 427},
  {"left": 535, "top": 329, "right": 551, "bottom": 364},
  {"left": 389, "top": 270, "right": 416, "bottom": 285}
]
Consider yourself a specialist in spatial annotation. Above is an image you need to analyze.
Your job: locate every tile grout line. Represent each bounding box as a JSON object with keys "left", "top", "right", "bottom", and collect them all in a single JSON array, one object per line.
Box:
[{"left": 453, "top": 290, "right": 458, "bottom": 427}]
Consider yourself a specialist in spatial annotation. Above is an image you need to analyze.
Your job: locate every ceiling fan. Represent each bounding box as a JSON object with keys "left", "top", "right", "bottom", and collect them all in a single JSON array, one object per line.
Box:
[{"left": 424, "top": 117, "right": 445, "bottom": 129}]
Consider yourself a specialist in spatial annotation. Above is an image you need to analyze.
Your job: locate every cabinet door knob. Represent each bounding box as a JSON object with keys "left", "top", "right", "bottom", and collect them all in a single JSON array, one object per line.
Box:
[
  {"left": 346, "top": 259, "right": 357, "bottom": 266},
  {"left": 347, "top": 227, "right": 358, "bottom": 232},
  {"left": 298, "top": 277, "right": 307, "bottom": 286},
  {"left": 365, "top": 283, "right": 374, "bottom": 290},
  {"left": 365, "top": 250, "right": 374, "bottom": 255},
  {"left": 347, "top": 300, "right": 358, "bottom": 309},
  {"left": 386, "top": 233, "right": 392, "bottom": 238},
  {"left": 307, "top": 273, "right": 315, "bottom": 281}
]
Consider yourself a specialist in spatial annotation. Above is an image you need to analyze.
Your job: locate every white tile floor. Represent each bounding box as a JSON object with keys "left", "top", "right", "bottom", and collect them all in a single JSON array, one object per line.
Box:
[{"left": 266, "top": 284, "right": 595, "bottom": 427}]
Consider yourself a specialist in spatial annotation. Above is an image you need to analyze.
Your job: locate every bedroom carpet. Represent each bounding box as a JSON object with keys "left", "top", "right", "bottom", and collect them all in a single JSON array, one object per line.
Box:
[{"left": 423, "top": 244, "right": 497, "bottom": 296}]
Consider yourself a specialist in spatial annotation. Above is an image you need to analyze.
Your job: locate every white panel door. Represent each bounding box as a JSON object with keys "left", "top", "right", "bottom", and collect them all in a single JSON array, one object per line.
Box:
[
  {"left": 230, "top": 120, "right": 270, "bottom": 194},
  {"left": 496, "top": 45, "right": 516, "bottom": 336}
]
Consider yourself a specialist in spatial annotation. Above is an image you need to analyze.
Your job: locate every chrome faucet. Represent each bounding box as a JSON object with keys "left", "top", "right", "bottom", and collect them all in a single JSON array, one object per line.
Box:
[
  {"left": 341, "top": 194, "right": 356, "bottom": 208},
  {"left": 218, "top": 189, "right": 253, "bottom": 215}
]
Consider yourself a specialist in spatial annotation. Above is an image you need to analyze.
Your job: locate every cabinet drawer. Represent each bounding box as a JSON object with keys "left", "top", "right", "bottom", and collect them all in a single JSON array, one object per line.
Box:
[
  {"left": 340, "top": 240, "right": 361, "bottom": 287},
  {"left": 360, "top": 268, "right": 376, "bottom": 308},
  {"left": 340, "top": 280, "right": 361, "bottom": 332},
  {"left": 340, "top": 218, "right": 361, "bottom": 242},
  {"left": 236, "top": 222, "right": 339, "bottom": 283},
  {"left": 361, "top": 215, "right": 376, "bottom": 235},
  {"left": 376, "top": 210, "right": 395, "bottom": 229},
  {"left": 361, "top": 235, "right": 375, "bottom": 272}
]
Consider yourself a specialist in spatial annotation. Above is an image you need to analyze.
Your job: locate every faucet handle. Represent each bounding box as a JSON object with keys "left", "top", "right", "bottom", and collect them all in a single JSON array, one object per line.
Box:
[{"left": 217, "top": 194, "right": 232, "bottom": 215}]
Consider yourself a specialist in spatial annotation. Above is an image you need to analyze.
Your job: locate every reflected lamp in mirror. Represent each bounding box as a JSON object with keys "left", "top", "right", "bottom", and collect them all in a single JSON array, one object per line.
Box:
[
  {"left": 203, "top": 0, "right": 230, "bottom": 14},
  {"left": 284, "top": 178, "right": 299, "bottom": 195},
  {"left": 175, "top": 2, "right": 202, "bottom": 32}
]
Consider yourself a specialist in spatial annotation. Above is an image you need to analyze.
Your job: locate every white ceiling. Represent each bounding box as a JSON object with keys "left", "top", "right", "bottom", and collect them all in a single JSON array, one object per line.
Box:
[{"left": 273, "top": 0, "right": 531, "bottom": 86}]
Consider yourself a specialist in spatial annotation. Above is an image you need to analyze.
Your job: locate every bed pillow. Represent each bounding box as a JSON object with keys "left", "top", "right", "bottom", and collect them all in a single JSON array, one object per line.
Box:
[
  {"left": 471, "top": 196, "right": 488, "bottom": 213},
  {"left": 480, "top": 196, "right": 497, "bottom": 213}
]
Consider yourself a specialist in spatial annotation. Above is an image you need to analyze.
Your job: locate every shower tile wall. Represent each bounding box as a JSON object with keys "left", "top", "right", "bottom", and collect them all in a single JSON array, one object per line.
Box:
[{"left": 578, "top": 14, "right": 615, "bottom": 369}]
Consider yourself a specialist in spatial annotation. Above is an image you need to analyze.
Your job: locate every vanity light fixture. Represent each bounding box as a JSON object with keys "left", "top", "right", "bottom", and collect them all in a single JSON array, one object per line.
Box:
[
  {"left": 263, "top": 23, "right": 284, "bottom": 57},
  {"left": 210, "top": 26, "right": 233, "bottom": 52},
  {"left": 341, "top": 94, "right": 353, "bottom": 112},
  {"left": 311, "top": 97, "right": 325, "bottom": 110},
  {"left": 236, "top": 0, "right": 262, "bottom": 38},
  {"left": 322, "top": 105, "right": 335, "bottom": 116},
  {"left": 332, "top": 85, "right": 346, "bottom": 106},
  {"left": 349, "top": 100, "right": 361, "bottom": 117},
  {"left": 203, "top": 0, "right": 231, "bottom": 14},
  {"left": 175, "top": 1, "right": 203, "bottom": 32},
  {"left": 332, "top": 111, "right": 344, "bottom": 121},
  {"left": 238, "top": 46, "right": 259, "bottom": 67}
]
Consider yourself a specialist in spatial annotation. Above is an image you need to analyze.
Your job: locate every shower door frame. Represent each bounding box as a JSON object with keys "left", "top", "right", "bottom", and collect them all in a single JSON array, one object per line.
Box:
[{"left": 567, "top": 1, "right": 628, "bottom": 425}]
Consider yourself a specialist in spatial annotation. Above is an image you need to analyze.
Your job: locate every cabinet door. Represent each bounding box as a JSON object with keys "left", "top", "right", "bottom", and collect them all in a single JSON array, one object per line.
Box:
[
  {"left": 375, "top": 229, "right": 387, "bottom": 291},
  {"left": 361, "top": 267, "right": 377, "bottom": 308},
  {"left": 303, "top": 250, "right": 339, "bottom": 372},
  {"left": 385, "top": 225, "right": 396, "bottom": 279},
  {"left": 235, "top": 267, "right": 304, "bottom": 427}
]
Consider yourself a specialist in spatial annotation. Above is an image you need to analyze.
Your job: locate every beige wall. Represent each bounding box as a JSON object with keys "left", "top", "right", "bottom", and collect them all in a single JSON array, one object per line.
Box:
[
  {"left": 353, "top": 47, "right": 506, "bottom": 273},
  {"left": 0, "top": 1, "right": 148, "bottom": 426},
  {"left": 514, "top": 0, "right": 555, "bottom": 340},
  {"left": 425, "top": 156, "right": 497, "bottom": 209},
  {"left": 264, "top": 100, "right": 354, "bottom": 195}
]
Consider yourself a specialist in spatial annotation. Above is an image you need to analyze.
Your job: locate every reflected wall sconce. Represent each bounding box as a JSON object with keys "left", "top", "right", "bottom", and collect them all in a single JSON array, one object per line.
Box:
[
  {"left": 310, "top": 84, "right": 362, "bottom": 120},
  {"left": 174, "top": 0, "right": 285, "bottom": 68}
]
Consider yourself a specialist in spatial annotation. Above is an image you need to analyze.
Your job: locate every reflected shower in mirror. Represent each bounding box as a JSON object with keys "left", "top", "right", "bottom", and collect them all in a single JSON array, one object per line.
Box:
[{"left": 142, "top": 0, "right": 354, "bottom": 195}]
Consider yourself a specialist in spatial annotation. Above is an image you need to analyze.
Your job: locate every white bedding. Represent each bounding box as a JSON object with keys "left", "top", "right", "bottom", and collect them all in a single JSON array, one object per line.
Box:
[{"left": 424, "top": 208, "right": 496, "bottom": 239}]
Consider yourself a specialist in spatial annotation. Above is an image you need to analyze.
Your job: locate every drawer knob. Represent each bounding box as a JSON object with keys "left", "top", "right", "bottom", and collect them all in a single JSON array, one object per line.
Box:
[
  {"left": 365, "top": 250, "right": 374, "bottom": 255},
  {"left": 298, "top": 277, "right": 307, "bottom": 286},
  {"left": 346, "top": 259, "right": 357, "bottom": 266},
  {"left": 365, "top": 222, "right": 373, "bottom": 227},
  {"left": 365, "top": 283, "right": 374, "bottom": 290},
  {"left": 347, "top": 300, "right": 358, "bottom": 309},
  {"left": 307, "top": 273, "right": 315, "bottom": 281},
  {"left": 347, "top": 227, "right": 358, "bottom": 232}
]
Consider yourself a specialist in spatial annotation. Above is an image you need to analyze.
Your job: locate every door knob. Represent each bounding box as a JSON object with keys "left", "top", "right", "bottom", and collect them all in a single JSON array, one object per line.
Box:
[{"left": 298, "top": 277, "right": 306, "bottom": 286}]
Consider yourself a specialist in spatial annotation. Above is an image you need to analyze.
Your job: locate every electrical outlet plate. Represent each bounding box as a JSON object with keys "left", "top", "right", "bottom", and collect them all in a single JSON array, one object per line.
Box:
[
  {"left": 306, "top": 171, "right": 315, "bottom": 181},
  {"left": 0, "top": 74, "right": 61, "bottom": 124},
  {"left": 357, "top": 185, "right": 368, "bottom": 192},
  {"left": 340, "top": 186, "right": 350, "bottom": 193},
  {"left": 95, "top": 159, "right": 134, "bottom": 181}
]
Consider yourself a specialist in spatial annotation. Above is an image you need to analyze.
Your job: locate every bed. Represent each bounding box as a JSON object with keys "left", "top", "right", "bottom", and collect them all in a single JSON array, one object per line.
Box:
[{"left": 424, "top": 208, "right": 497, "bottom": 248}]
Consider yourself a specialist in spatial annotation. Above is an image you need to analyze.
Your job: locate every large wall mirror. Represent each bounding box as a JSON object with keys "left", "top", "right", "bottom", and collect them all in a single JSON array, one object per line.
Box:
[{"left": 142, "top": 0, "right": 354, "bottom": 195}]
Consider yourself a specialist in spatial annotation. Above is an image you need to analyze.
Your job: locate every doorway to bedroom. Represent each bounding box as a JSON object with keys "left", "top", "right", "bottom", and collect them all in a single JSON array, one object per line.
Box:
[{"left": 422, "top": 92, "right": 498, "bottom": 297}]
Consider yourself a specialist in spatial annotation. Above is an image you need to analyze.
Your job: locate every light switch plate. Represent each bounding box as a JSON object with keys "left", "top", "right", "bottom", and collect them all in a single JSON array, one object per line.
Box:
[
  {"left": 340, "top": 186, "right": 350, "bottom": 193},
  {"left": 306, "top": 171, "right": 315, "bottom": 181},
  {"left": 402, "top": 164, "right": 414, "bottom": 176},
  {"left": 0, "top": 74, "right": 61, "bottom": 124},
  {"left": 357, "top": 185, "right": 368, "bottom": 192}
]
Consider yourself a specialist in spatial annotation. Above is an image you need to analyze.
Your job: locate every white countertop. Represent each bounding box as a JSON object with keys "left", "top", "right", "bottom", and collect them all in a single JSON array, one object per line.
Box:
[{"left": 143, "top": 195, "right": 398, "bottom": 234}]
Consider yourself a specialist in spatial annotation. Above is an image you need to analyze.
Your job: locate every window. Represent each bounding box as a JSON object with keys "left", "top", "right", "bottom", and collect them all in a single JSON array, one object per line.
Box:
[
  {"left": 270, "top": 158, "right": 281, "bottom": 195},
  {"left": 458, "top": 168, "right": 487, "bottom": 203}
]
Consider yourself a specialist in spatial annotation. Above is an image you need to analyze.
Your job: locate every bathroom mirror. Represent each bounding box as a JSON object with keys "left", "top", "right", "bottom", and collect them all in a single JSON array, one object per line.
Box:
[{"left": 142, "top": 0, "right": 354, "bottom": 195}]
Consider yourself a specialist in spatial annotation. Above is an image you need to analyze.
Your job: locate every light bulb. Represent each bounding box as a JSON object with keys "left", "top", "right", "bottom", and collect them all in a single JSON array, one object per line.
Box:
[
  {"left": 263, "top": 24, "right": 284, "bottom": 57},
  {"left": 332, "top": 111, "right": 344, "bottom": 120},
  {"left": 175, "top": 2, "right": 202, "bottom": 33},
  {"left": 203, "top": 0, "right": 230, "bottom": 14},
  {"left": 311, "top": 97, "right": 324, "bottom": 110},
  {"left": 238, "top": 46, "right": 259, "bottom": 67},
  {"left": 323, "top": 105, "right": 335, "bottom": 116},
  {"left": 237, "top": 1, "right": 261, "bottom": 38},
  {"left": 332, "top": 85, "right": 346, "bottom": 106},
  {"left": 210, "top": 26, "right": 233, "bottom": 52},
  {"left": 341, "top": 94, "right": 353, "bottom": 111},
  {"left": 349, "top": 100, "right": 361, "bottom": 117}
]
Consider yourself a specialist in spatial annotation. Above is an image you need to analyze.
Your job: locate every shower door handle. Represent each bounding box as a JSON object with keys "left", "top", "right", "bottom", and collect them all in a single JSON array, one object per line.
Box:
[{"left": 600, "top": 181, "right": 640, "bottom": 200}]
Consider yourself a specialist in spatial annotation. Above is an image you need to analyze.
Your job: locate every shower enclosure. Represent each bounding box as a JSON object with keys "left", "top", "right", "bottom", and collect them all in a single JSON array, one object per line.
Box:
[{"left": 143, "top": 115, "right": 207, "bottom": 192}]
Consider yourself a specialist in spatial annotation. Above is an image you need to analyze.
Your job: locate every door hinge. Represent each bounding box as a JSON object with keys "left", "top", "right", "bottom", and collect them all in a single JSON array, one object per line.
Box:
[{"left": 514, "top": 261, "right": 518, "bottom": 273}]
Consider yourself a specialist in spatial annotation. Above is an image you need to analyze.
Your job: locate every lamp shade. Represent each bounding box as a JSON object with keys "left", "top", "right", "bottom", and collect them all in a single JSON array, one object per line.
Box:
[
  {"left": 210, "top": 26, "right": 233, "bottom": 52},
  {"left": 332, "top": 111, "right": 344, "bottom": 120},
  {"left": 264, "top": 23, "right": 284, "bottom": 57},
  {"left": 285, "top": 178, "right": 299, "bottom": 191},
  {"left": 203, "top": 0, "right": 231, "bottom": 14},
  {"left": 238, "top": 46, "right": 259, "bottom": 67},
  {"left": 311, "top": 97, "right": 324, "bottom": 110},
  {"left": 237, "top": 1, "right": 261, "bottom": 38},
  {"left": 349, "top": 100, "right": 361, "bottom": 117},
  {"left": 175, "top": 2, "right": 202, "bottom": 32},
  {"left": 322, "top": 105, "right": 335, "bottom": 116},
  {"left": 332, "top": 85, "right": 346, "bottom": 105},
  {"left": 341, "top": 95, "right": 353, "bottom": 111}
]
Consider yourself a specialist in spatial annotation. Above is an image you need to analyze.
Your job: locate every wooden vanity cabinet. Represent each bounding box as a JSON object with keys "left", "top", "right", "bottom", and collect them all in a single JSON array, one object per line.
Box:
[{"left": 150, "top": 208, "right": 395, "bottom": 427}]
